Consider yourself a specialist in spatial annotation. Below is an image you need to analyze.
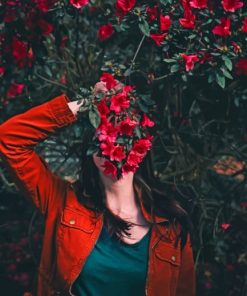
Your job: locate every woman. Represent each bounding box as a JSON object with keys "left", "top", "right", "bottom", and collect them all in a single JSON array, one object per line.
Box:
[{"left": 0, "top": 93, "right": 196, "bottom": 296}]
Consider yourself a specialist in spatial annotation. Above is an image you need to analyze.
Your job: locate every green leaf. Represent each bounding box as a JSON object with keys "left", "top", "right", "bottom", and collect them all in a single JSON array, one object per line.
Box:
[
  {"left": 139, "top": 20, "right": 150, "bottom": 37},
  {"left": 137, "top": 100, "right": 149, "bottom": 112},
  {"left": 86, "top": 144, "right": 99, "bottom": 156},
  {"left": 220, "top": 67, "right": 233, "bottom": 80},
  {"left": 222, "top": 56, "right": 232, "bottom": 71},
  {"left": 89, "top": 105, "right": 101, "bottom": 128},
  {"left": 216, "top": 72, "right": 225, "bottom": 88},
  {"left": 134, "top": 126, "right": 142, "bottom": 139},
  {"left": 170, "top": 64, "right": 180, "bottom": 73},
  {"left": 141, "top": 95, "right": 155, "bottom": 106},
  {"left": 163, "top": 58, "right": 177, "bottom": 63},
  {"left": 208, "top": 73, "right": 215, "bottom": 83}
]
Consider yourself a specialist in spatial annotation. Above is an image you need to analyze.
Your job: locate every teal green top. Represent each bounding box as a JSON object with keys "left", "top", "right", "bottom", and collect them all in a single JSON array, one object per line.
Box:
[{"left": 71, "top": 225, "right": 151, "bottom": 296}]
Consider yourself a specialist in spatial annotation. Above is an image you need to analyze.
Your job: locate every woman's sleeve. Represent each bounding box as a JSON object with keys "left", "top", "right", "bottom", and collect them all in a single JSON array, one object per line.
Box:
[
  {"left": 176, "top": 233, "right": 196, "bottom": 296},
  {"left": 0, "top": 94, "right": 77, "bottom": 216}
]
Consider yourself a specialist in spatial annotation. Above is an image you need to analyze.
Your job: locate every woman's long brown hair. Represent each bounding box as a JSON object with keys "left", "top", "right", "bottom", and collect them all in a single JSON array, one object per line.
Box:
[{"left": 72, "top": 129, "right": 194, "bottom": 250}]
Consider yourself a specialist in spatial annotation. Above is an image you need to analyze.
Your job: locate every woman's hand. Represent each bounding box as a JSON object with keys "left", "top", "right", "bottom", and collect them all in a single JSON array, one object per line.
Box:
[{"left": 67, "top": 98, "right": 89, "bottom": 116}]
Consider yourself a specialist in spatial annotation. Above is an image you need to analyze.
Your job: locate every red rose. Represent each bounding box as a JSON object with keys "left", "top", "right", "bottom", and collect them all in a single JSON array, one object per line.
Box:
[
  {"left": 6, "top": 82, "right": 25, "bottom": 97},
  {"left": 150, "top": 33, "right": 167, "bottom": 47},
  {"left": 98, "top": 23, "right": 115, "bottom": 41},
  {"left": 115, "top": 0, "right": 136, "bottom": 17},
  {"left": 235, "top": 58, "right": 247, "bottom": 75},
  {"left": 146, "top": 6, "right": 158, "bottom": 22},
  {"left": 110, "top": 92, "right": 130, "bottom": 113},
  {"left": 242, "top": 17, "right": 247, "bottom": 32},
  {"left": 181, "top": 54, "right": 200, "bottom": 71},
  {"left": 212, "top": 17, "right": 231, "bottom": 37},
  {"left": 69, "top": 0, "right": 89, "bottom": 9},
  {"left": 141, "top": 114, "right": 155, "bottom": 127},
  {"left": 189, "top": 0, "right": 208, "bottom": 9},
  {"left": 101, "top": 160, "right": 117, "bottom": 178},
  {"left": 118, "top": 117, "right": 137, "bottom": 136},
  {"left": 221, "top": 0, "right": 243, "bottom": 12},
  {"left": 37, "top": 19, "right": 54, "bottom": 35},
  {"left": 160, "top": 15, "right": 172, "bottom": 31},
  {"left": 100, "top": 73, "right": 118, "bottom": 90}
]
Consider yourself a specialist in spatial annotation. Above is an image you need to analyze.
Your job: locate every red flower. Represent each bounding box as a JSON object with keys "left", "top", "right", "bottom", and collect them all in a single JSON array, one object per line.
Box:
[
  {"left": 160, "top": 15, "right": 172, "bottom": 31},
  {"left": 199, "top": 51, "right": 213, "bottom": 64},
  {"left": 69, "top": 0, "right": 89, "bottom": 9},
  {"left": 32, "top": 0, "right": 57, "bottom": 12},
  {"left": 100, "top": 73, "right": 117, "bottom": 90},
  {"left": 132, "top": 138, "right": 152, "bottom": 156},
  {"left": 141, "top": 114, "right": 155, "bottom": 127},
  {"left": 181, "top": 54, "right": 199, "bottom": 71},
  {"left": 97, "top": 121, "right": 118, "bottom": 142},
  {"left": 122, "top": 162, "right": 138, "bottom": 175},
  {"left": 0, "top": 66, "right": 6, "bottom": 76},
  {"left": 221, "top": 0, "right": 243, "bottom": 12},
  {"left": 150, "top": 33, "right": 167, "bottom": 47},
  {"left": 98, "top": 23, "right": 115, "bottom": 41},
  {"left": 231, "top": 42, "right": 241, "bottom": 54},
  {"left": 110, "top": 92, "right": 130, "bottom": 113},
  {"left": 212, "top": 17, "right": 231, "bottom": 37},
  {"left": 4, "top": 8, "right": 17, "bottom": 23},
  {"left": 100, "top": 139, "right": 115, "bottom": 157},
  {"left": 37, "top": 19, "right": 54, "bottom": 35},
  {"left": 110, "top": 145, "right": 126, "bottom": 162},
  {"left": 179, "top": 0, "right": 196, "bottom": 29},
  {"left": 179, "top": 12, "right": 196, "bottom": 29},
  {"left": 235, "top": 58, "right": 247, "bottom": 75},
  {"left": 189, "top": 0, "right": 208, "bottom": 8},
  {"left": 146, "top": 6, "right": 158, "bottom": 22},
  {"left": 12, "top": 38, "right": 34, "bottom": 68},
  {"left": 96, "top": 99, "right": 110, "bottom": 117},
  {"left": 101, "top": 160, "right": 117, "bottom": 178},
  {"left": 6, "top": 82, "right": 25, "bottom": 97},
  {"left": 242, "top": 17, "right": 247, "bottom": 32},
  {"left": 220, "top": 223, "right": 230, "bottom": 230},
  {"left": 115, "top": 0, "right": 136, "bottom": 17},
  {"left": 126, "top": 151, "right": 143, "bottom": 166},
  {"left": 118, "top": 117, "right": 137, "bottom": 136},
  {"left": 240, "top": 201, "right": 247, "bottom": 209}
]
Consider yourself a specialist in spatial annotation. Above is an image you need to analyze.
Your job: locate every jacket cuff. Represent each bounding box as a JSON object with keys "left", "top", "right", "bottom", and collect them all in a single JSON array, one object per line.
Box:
[{"left": 48, "top": 94, "right": 77, "bottom": 126}]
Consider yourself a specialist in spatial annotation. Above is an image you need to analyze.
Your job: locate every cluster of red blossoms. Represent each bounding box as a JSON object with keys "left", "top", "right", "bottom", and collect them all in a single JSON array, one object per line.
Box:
[{"left": 93, "top": 73, "right": 155, "bottom": 179}]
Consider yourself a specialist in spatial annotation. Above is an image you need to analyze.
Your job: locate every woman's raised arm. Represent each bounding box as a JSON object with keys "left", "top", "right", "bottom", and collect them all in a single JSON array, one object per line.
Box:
[{"left": 0, "top": 94, "right": 80, "bottom": 216}]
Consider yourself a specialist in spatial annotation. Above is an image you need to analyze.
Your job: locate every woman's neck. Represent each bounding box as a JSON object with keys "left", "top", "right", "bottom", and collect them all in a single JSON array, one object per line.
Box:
[{"left": 99, "top": 171, "right": 139, "bottom": 215}]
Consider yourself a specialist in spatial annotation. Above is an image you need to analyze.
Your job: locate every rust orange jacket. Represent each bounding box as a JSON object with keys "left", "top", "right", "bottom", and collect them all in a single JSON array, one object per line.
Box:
[{"left": 0, "top": 94, "right": 196, "bottom": 296}]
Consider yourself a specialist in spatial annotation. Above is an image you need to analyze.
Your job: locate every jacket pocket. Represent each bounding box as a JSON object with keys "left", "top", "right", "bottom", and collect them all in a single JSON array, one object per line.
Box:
[
  {"left": 60, "top": 207, "right": 95, "bottom": 233},
  {"left": 154, "top": 241, "right": 181, "bottom": 267}
]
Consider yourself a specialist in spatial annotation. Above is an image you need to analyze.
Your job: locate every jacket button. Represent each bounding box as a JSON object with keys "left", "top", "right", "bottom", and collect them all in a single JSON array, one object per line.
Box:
[
  {"left": 171, "top": 256, "right": 176, "bottom": 262},
  {"left": 69, "top": 219, "right": 76, "bottom": 225}
]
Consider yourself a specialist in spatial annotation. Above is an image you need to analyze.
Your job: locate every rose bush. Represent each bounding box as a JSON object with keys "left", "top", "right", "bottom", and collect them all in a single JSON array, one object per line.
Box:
[{"left": 0, "top": 0, "right": 247, "bottom": 295}]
